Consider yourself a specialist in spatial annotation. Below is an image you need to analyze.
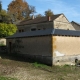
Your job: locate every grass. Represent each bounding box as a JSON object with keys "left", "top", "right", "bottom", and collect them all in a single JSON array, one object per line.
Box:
[
  {"left": 0, "top": 53, "right": 80, "bottom": 80},
  {"left": 0, "top": 76, "right": 17, "bottom": 80},
  {"left": 0, "top": 44, "right": 6, "bottom": 46},
  {"left": 32, "top": 62, "right": 80, "bottom": 79},
  {"left": 32, "top": 62, "right": 48, "bottom": 68}
]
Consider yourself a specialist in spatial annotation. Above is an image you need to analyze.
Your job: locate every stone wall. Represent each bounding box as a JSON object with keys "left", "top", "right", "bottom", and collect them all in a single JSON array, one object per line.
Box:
[
  {"left": 6, "top": 36, "right": 52, "bottom": 65},
  {"left": 0, "top": 46, "right": 7, "bottom": 53},
  {"left": 53, "top": 55, "right": 80, "bottom": 65},
  {"left": 7, "top": 35, "right": 80, "bottom": 65},
  {"left": 52, "top": 36, "right": 80, "bottom": 56},
  {"left": 52, "top": 36, "right": 80, "bottom": 65},
  {"left": 54, "top": 14, "right": 75, "bottom": 30},
  {"left": 17, "top": 22, "right": 53, "bottom": 32},
  {"left": 71, "top": 22, "right": 80, "bottom": 31}
]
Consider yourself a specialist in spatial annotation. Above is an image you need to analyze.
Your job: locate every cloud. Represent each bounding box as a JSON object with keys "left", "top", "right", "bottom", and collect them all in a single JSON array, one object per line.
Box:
[{"left": 36, "top": 0, "right": 80, "bottom": 22}]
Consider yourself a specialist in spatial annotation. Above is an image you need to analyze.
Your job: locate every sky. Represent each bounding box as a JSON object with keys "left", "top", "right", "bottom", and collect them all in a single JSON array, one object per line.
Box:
[{"left": 2, "top": 0, "right": 80, "bottom": 23}]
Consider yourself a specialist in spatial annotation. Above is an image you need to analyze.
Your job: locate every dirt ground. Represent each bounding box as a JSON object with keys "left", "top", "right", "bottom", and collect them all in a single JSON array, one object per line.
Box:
[{"left": 0, "top": 56, "right": 80, "bottom": 80}]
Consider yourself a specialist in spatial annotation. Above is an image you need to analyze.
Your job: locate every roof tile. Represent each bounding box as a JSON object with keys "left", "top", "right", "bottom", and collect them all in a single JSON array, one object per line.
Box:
[{"left": 17, "top": 14, "right": 61, "bottom": 26}]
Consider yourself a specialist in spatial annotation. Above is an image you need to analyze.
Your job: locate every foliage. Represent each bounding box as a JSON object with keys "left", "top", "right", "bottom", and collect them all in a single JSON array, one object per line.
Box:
[
  {"left": 35, "top": 14, "right": 43, "bottom": 18},
  {"left": 0, "top": 10, "right": 7, "bottom": 17},
  {"left": 0, "top": 1, "right": 11, "bottom": 23},
  {"left": 0, "top": 10, "right": 11, "bottom": 23},
  {"left": 7, "top": 0, "right": 36, "bottom": 22},
  {"left": 44, "top": 9, "right": 54, "bottom": 16},
  {"left": 0, "top": 1, "right": 2, "bottom": 12},
  {"left": 0, "top": 23, "right": 17, "bottom": 37}
]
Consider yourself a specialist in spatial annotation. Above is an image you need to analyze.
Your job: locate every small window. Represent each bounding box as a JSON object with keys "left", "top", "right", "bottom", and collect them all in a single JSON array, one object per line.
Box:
[
  {"left": 22, "top": 29, "right": 24, "bottom": 32},
  {"left": 43, "top": 28, "right": 46, "bottom": 30},
  {"left": 31, "top": 28, "right": 36, "bottom": 31},
  {"left": 19, "top": 30, "right": 21, "bottom": 32},
  {"left": 19, "top": 29, "right": 24, "bottom": 32},
  {"left": 38, "top": 29, "right": 41, "bottom": 30}
]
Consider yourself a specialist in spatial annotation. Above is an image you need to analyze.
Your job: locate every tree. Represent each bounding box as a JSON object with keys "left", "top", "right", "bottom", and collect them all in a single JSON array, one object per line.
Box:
[
  {"left": 25, "top": 5, "right": 36, "bottom": 19},
  {"left": 0, "top": 0, "right": 2, "bottom": 12},
  {"left": 0, "top": 1, "right": 11, "bottom": 23},
  {"left": 0, "top": 10, "right": 9, "bottom": 23},
  {"left": 0, "top": 23, "right": 17, "bottom": 37},
  {"left": 44, "top": 9, "right": 54, "bottom": 16},
  {"left": 7, "top": 0, "right": 36, "bottom": 22},
  {"left": 35, "top": 14, "right": 43, "bottom": 18},
  {"left": 0, "top": 10, "right": 12, "bottom": 23}
]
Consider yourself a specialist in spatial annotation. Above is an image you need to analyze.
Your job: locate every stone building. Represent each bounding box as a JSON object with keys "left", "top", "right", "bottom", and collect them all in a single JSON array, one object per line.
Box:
[
  {"left": 6, "top": 13, "right": 80, "bottom": 65},
  {"left": 71, "top": 21, "right": 80, "bottom": 31},
  {"left": 16, "top": 13, "right": 75, "bottom": 32}
]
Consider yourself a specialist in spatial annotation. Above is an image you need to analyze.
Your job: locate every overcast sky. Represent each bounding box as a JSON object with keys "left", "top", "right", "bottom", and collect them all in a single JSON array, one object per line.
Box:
[{"left": 2, "top": 0, "right": 80, "bottom": 23}]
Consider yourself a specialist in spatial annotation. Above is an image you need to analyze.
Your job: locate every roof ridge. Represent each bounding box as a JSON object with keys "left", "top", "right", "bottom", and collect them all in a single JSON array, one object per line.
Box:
[
  {"left": 17, "top": 13, "right": 62, "bottom": 26},
  {"left": 71, "top": 21, "right": 80, "bottom": 26}
]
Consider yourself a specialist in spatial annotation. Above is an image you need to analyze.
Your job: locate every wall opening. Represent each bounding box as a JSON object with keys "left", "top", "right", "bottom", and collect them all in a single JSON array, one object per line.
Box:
[
  {"left": 31, "top": 28, "right": 36, "bottom": 31},
  {"left": 9, "top": 42, "right": 12, "bottom": 53}
]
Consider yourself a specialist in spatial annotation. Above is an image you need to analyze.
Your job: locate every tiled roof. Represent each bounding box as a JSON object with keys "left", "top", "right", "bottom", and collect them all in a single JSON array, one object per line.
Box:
[
  {"left": 6, "top": 29, "right": 80, "bottom": 39},
  {"left": 17, "top": 14, "right": 62, "bottom": 26},
  {"left": 71, "top": 21, "right": 80, "bottom": 26},
  {"left": 6, "top": 29, "right": 53, "bottom": 38}
]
